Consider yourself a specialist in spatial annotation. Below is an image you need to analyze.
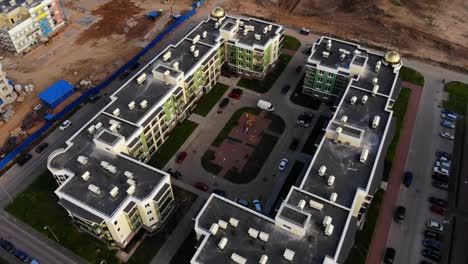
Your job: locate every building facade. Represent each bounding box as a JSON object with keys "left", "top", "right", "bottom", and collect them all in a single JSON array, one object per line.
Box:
[
  {"left": 47, "top": 7, "right": 282, "bottom": 248},
  {"left": 0, "top": 61, "right": 16, "bottom": 112},
  {"left": 0, "top": 0, "right": 65, "bottom": 53}
]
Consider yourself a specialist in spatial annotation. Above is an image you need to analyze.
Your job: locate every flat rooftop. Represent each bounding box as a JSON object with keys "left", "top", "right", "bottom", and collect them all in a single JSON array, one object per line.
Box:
[
  {"left": 311, "top": 38, "right": 363, "bottom": 70},
  {"left": 231, "top": 17, "right": 281, "bottom": 47}
]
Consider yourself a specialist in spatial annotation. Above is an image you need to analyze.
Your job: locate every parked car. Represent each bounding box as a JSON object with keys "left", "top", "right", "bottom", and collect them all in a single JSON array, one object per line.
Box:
[
  {"left": 257, "top": 100, "right": 274, "bottom": 112},
  {"left": 438, "top": 156, "right": 451, "bottom": 163},
  {"left": 278, "top": 158, "right": 288, "bottom": 171},
  {"left": 30, "top": 260, "right": 40, "bottom": 264},
  {"left": 295, "top": 65, "right": 303, "bottom": 73},
  {"left": 433, "top": 166, "right": 449, "bottom": 176},
  {"left": 281, "top": 85, "right": 291, "bottom": 94},
  {"left": 422, "top": 249, "right": 441, "bottom": 262},
  {"left": 297, "top": 112, "right": 314, "bottom": 127},
  {"left": 424, "top": 229, "right": 442, "bottom": 241},
  {"left": 426, "top": 220, "right": 443, "bottom": 232},
  {"left": 403, "top": 171, "right": 413, "bottom": 187},
  {"left": 119, "top": 71, "right": 130, "bottom": 80},
  {"left": 435, "top": 161, "right": 451, "bottom": 169},
  {"left": 436, "top": 151, "right": 452, "bottom": 159},
  {"left": 432, "top": 180, "right": 449, "bottom": 190},
  {"left": 228, "top": 88, "right": 243, "bottom": 99},
  {"left": 35, "top": 142, "right": 49, "bottom": 153},
  {"left": 213, "top": 189, "right": 227, "bottom": 197},
  {"left": 88, "top": 93, "right": 101, "bottom": 103},
  {"left": 428, "top": 197, "right": 448, "bottom": 207},
  {"left": 430, "top": 205, "right": 447, "bottom": 216},
  {"left": 253, "top": 199, "right": 262, "bottom": 212},
  {"left": 166, "top": 168, "right": 182, "bottom": 179},
  {"left": 422, "top": 239, "right": 441, "bottom": 251},
  {"left": 194, "top": 182, "right": 209, "bottom": 192},
  {"left": 440, "top": 131, "right": 454, "bottom": 140},
  {"left": 129, "top": 62, "right": 140, "bottom": 71},
  {"left": 219, "top": 98, "right": 230, "bottom": 108},
  {"left": 0, "top": 239, "right": 15, "bottom": 253},
  {"left": 394, "top": 206, "right": 406, "bottom": 223},
  {"left": 299, "top": 27, "right": 310, "bottom": 35},
  {"left": 13, "top": 249, "right": 30, "bottom": 263},
  {"left": 383, "top": 247, "right": 396, "bottom": 264},
  {"left": 432, "top": 173, "right": 449, "bottom": 183},
  {"left": 441, "top": 110, "right": 458, "bottom": 120},
  {"left": 441, "top": 120, "right": 455, "bottom": 129},
  {"left": 175, "top": 151, "right": 187, "bottom": 163},
  {"left": 289, "top": 137, "right": 299, "bottom": 151},
  {"left": 234, "top": 198, "right": 249, "bottom": 207},
  {"left": 59, "top": 120, "right": 72, "bottom": 131},
  {"left": 17, "top": 153, "right": 32, "bottom": 166}
]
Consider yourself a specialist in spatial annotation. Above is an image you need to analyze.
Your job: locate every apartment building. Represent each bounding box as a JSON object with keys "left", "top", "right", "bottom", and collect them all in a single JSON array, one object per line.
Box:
[
  {"left": 190, "top": 37, "right": 403, "bottom": 264},
  {"left": 0, "top": 61, "right": 16, "bottom": 112},
  {"left": 0, "top": 0, "right": 65, "bottom": 53},
  {"left": 302, "top": 37, "right": 402, "bottom": 103},
  {"left": 47, "top": 8, "right": 282, "bottom": 248}
]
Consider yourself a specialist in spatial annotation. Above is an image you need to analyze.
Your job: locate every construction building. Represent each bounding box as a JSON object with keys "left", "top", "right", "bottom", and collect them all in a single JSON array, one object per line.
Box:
[
  {"left": 47, "top": 7, "right": 282, "bottom": 248},
  {"left": 190, "top": 37, "right": 402, "bottom": 264},
  {"left": 0, "top": 61, "right": 16, "bottom": 112},
  {"left": 0, "top": 0, "right": 65, "bottom": 53}
]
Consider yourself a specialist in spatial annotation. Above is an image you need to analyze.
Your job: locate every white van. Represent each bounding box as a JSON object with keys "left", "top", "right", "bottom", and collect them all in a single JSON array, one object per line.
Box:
[{"left": 257, "top": 100, "right": 274, "bottom": 112}]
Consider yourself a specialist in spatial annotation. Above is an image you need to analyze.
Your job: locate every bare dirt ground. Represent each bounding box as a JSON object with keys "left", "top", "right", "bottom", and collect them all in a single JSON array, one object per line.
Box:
[
  {"left": 0, "top": 0, "right": 191, "bottom": 151},
  {"left": 231, "top": 0, "right": 468, "bottom": 70}
]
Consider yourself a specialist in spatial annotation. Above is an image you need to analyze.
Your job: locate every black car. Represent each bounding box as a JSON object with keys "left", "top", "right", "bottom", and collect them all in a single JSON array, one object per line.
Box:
[
  {"left": 219, "top": 98, "right": 230, "bottom": 108},
  {"left": 436, "top": 151, "right": 452, "bottom": 159},
  {"left": 428, "top": 196, "right": 448, "bottom": 207},
  {"left": 129, "top": 62, "right": 140, "bottom": 71},
  {"left": 432, "top": 180, "right": 449, "bottom": 190},
  {"left": 289, "top": 137, "right": 299, "bottom": 151},
  {"left": 295, "top": 65, "right": 303, "bottom": 73},
  {"left": 297, "top": 113, "right": 314, "bottom": 127},
  {"left": 88, "top": 93, "right": 101, "bottom": 103},
  {"left": 383, "top": 247, "right": 396, "bottom": 264},
  {"left": 403, "top": 171, "right": 413, "bottom": 187},
  {"left": 394, "top": 206, "right": 406, "bottom": 223},
  {"left": 432, "top": 173, "right": 449, "bottom": 183},
  {"left": 422, "top": 249, "right": 441, "bottom": 262},
  {"left": 424, "top": 229, "right": 442, "bottom": 241},
  {"left": 119, "top": 71, "right": 130, "bottom": 80},
  {"left": 281, "top": 85, "right": 291, "bottom": 94},
  {"left": 213, "top": 189, "right": 227, "bottom": 197},
  {"left": 35, "top": 142, "right": 49, "bottom": 153},
  {"left": 17, "top": 153, "right": 32, "bottom": 166},
  {"left": 166, "top": 168, "right": 182, "bottom": 179},
  {"left": 0, "top": 239, "right": 15, "bottom": 253}
]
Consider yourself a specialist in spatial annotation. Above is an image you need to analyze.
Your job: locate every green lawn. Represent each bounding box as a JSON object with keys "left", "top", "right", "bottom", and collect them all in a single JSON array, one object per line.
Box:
[
  {"left": 211, "top": 107, "right": 260, "bottom": 147},
  {"left": 148, "top": 120, "right": 198, "bottom": 169},
  {"left": 6, "top": 171, "right": 120, "bottom": 264},
  {"left": 237, "top": 54, "right": 292, "bottom": 93},
  {"left": 282, "top": 35, "right": 301, "bottom": 51},
  {"left": 201, "top": 149, "right": 223, "bottom": 175},
  {"left": 400, "top": 66, "right": 425, "bottom": 86},
  {"left": 345, "top": 189, "right": 385, "bottom": 264},
  {"left": 443, "top": 81, "right": 468, "bottom": 115},
  {"left": 192, "top": 83, "right": 230, "bottom": 117},
  {"left": 127, "top": 187, "right": 197, "bottom": 264},
  {"left": 383, "top": 88, "right": 412, "bottom": 181}
]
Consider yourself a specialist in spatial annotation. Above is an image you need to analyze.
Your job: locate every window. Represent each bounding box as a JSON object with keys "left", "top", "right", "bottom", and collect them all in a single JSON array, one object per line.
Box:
[
  {"left": 246, "top": 56, "right": 251, "bottom": 62},
  {"left": 328, "top": 72, "right": 334, "bottom": 77},
  {"left": 145, "top": 203, "right": 150, "bottom": 208},
  {"left": 147, "top": 210, "right": 152, "bottom": 215},
  {"left": 326, "top": 79, "right": 332, "bottom": 85},
  {"left": 318, "top": 70, "right": 324, "bottom": 75},
  {"left": 117, "top": 228, "right": 121, "bottom": 232},
  {"left": 246, "top": 49, "right": 251, "bottom": 54},
  {"left": 315, "top": 84, "right": 321, "bottom": 89},
  {"left": 114, "top": 221, "right": 118, "bottom": 225},
  {"left": 317, "top": 78, "right": 323, "bottom": 83}
]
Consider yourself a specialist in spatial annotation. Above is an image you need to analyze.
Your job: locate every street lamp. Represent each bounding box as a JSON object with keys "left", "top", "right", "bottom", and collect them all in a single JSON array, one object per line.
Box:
[{"left": 44, "top": 226, "right": 59, "bottom": 242}]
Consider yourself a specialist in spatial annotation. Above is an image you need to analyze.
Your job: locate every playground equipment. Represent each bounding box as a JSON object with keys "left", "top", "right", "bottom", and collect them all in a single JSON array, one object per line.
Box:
[{"left": 244, "top": 113, "right": 256, "bottom": 135}]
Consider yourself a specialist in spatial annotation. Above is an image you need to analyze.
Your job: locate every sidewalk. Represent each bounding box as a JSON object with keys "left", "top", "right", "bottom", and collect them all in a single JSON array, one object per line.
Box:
[{"left": 366, "top": 82, "right": 423, "bottom": 264}]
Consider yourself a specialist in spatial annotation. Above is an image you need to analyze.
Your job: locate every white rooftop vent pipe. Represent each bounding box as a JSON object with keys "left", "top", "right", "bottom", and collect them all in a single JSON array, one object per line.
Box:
[
  {"left": 214, "top": 22, "right": 220, "bottom": 28},
  {"left": 263, "top": 26, "right": 268, "bottom": 34},
  {"left": 350, "top": 96, "right": 357, "bottom": 105},
  {"left": 112, "top": 108, "right": 120, "bottom": 117},
  {"left": 318, "top": 165, "right": 327, "bottom": 176},
  {"left": 322, "top": 51, "right": 330, "bottom": 58},
  {"left": 372, "top": 77, "right": 378, "bottom": 85},
  {"left": 106, "top": 165, "right": 117, "bottom": 174},
  {"left": 128, "top": 101, "right": 135, "bottom": 110},
  {"left": 326, "top": 39, "right": 332, "bottom": 51},
  {"left": 81, "top": 171, "right": 90, "bottom": 181},
  {"left": 325, "top": 224, "right": 334, "bottom": 236},
  {"left": 126, "top": 185, "right": 136, "bottom": 195},
  {"left": 109, "top": 186, "right": 119, "bottom": 198},
  {"left": 229, "top": 217, "right": 239, "bottom": 227},
  {"left": 334, "top": 127, "right": 342, "bottom": 143},
  {"left": 194, "top": 50, "right": 200, "bottom": 58},
  {"left": 218, "top": 220, "right": 228, "bottom": 229},
  {"left": 136, "top": 73, "right": 147, "bottom": 85},
  {"left": 259, "top": 232, "right": 269, "bottom": 242},
  {"left": 190, "top": 45, "right": 196, "bottom": 52},
  {"left": 164, "top": 70, "right": 170, "bottom": 85},
  {"left": 375, "top": 61, "right": 381, "bottom": 72},
  {"left": 243, "top": 29, "right": 248, "bottom": 36},
  {"left": 218, "top": 237, "right": 228, "bottom": 250},
  {"left": 140, "top": 100, "right": 148, "bottom": 109},
  {"left": 248, "top": 228, "right": 259, "bottom": 239},
  {"left": 268, "top": 24, "right": 272, "bottom": 31},
  {"left": 340, "top": 53, "right": 346, "bottom": 62},
  {"left": 372, "top": 115, "right": 381, "bottom": 128},
  {"left": 124, "top": 171, "right": 133, "bottom": 179},
  {"left": 353, "top": 49, "right": 361, "bottom": 56},
  {"left": 173, "top": 62, "right": 179, "bottom": 71},
  {"left": 309, "top": 200, "right": 324, "bottom": 211},
  {"left": 362, "top": 95, "right": 368, "bottom": 104},
  {"left": 283, "top": 249, "right": 295, "bottom": 261},
  {"left": 372, "top": 84, "right": 379, "bottom": 96},
  {"left": 192, "top": 34, "right": 200, "bottom": 44},
  {"left": 340, "top": 115, "right": 348, "bottom": 123},
  {"left": 255, "top": 34, "right": 261, "bottom": 40},
  {"left": 259, "top": 255, "right": 269, "bottom": 264},
  {"left": 209, "top": 223, "right": 219, "bottom": 235},
  {"left": 77, "top": 155, "right": 88, "bottom": 165},
  {"left": 95, "top": 122, "right": 102, "bottom": 130},
  {"left": 163, "top": 51, "right": 171, "bottom": 61},
  {"left": 330, "top": 192, "right": 338, "bottom": 202},
  {"left": 231, "top": 253, "right": 247, "bottom": 264},
  {"left": 127, "top": 179, "right": 136, "bottom": 186},
  {"left": 88, "top": 184, "right": 101, "bottom": 195},
  {"left": 360, "top": 148, "right": 369, "bottom": 163},
  {"left": 327, "top": 175, "right": 335, "bottom": 186},
  {"left": 298, "top": 199, "right": 306, "bottom": 210},
  {"left": 87, "top": 125, "right": 95, "bottom": 134},
  {"left": 100, "top": 161, "right": 109, "bottom": 168},
  {"left": 323, "top": 216, "right": 332, "bottom": 227},
  {"left": 202, "top": 31, "right": 207, "bottom": 38}
]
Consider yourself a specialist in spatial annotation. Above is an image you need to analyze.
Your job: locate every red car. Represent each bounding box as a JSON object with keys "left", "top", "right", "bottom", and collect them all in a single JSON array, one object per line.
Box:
[
  {"left": 228, "top": 88, "right": 243, "bottom": 100},
  {"left": 176, "top": 151, "right": 187, "bottom": 163},
  {"left": 430, "top": 205, "right": 447, "bottom": 216},
  {"left": 194, "top": 182, "right": 209, "bottom": 192}
]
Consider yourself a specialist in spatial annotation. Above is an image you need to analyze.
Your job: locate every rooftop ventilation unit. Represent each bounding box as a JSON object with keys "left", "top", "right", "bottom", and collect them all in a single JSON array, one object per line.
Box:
[
  {"left": 326, "top": 39, "right": 332, "bottom": 50},
  {"left": 124, "top": 171, "right": 133, "bottom": 179},
  {"left": 231, "top": 253, "right": 247, "bottom": 264},
  {"left": 283, "top": 249, "right": 295, "bottom": 261},
  {"left": 112, "top": 108, "right": 120, "bottom": 117},
  {"left": 362, "top": 95, "right": 368, "bottom": 104},
  {"left": 350, "top": 96, "right": 357, "bottom": 105},
  {"left": 109, "top": 120, "right": 121, "bottom": 132},
  {"left": 340, "top": 115, "right": 348, "bottom": 123},
  {"left": 322, "top": 51, "right": 330, "bottom": 58},
  {"left": 372, "top": 115, "right": 381, "bottom": 129},
  {"left": 173, "top": 61, "right": 179, "bottom": 71},
  {"left": 334, "top": 127, "right": 343, "bottom": 143},
  {"left": 88, "top": 184, "right": 101, "bottom": 195},
  {"left": 239, "top": 20, "right": 244, "bottom": 27},
  {"left": 298, "top": 199, "right": 306, "bottom": 210},
  {"left": 327, "top": 175, "right": 335, "bottom": 186},
  {"left": 202, "top": 31, "right": 207, "bottom": 38},
  {"left": 127, "top": 179, "right": 136, "bottom": 186},
  {"left": 372, "top": 85, "right": 379, "bottom": 96},
  {"left": 140, "top": 100, "right": 148, "bottom": 109},
  {"left": 323, "top": 216, "right": 332, "bottom": 227},
  {"left": 259, "top": 231, "right": 269, "bottom": 242},
  {"left": 218, "top": 237, "right": 228, "bottom": 250},
  {"left": 248, "top": 228, "right": 259, "bottom": 239},
  {"left": 259, "top": 255, "right": 268, "bottom": 264},
  {"left": 229, "top": 217, "right": 239, "bottom": 227},
  {"left": 214, "top": 22, "right": 220, "bottom": 28},
  {"left": 77, "top": 155, "right": 88, "bottom": 165},
  {"left": 163, "top": 70, "right": 170, "bottom": 85},
  {"left": 192, "top": 34, "right": 200, "bottom": 44},
  {"left": 245, "top": 25, "right": 255, "bottom": 31},
  {"left": 340, "top": 53, "right": 346, "bottom": 62},
  {"left": 330, "top": 192, "right": 338, "bottom": 202},
  {"left": 375, "top": 61, "right": 381, "bottom": 72},
  {"left": 128, "top": 101, "right": 135, "bottom": 110},
  {"left": 325, "top": 224, "right": 334, "bottom": 236},
  {"left": 309, "top": 200, "right": 324, "bottom": 211},
  {"left": 136, "top": 73, "right": 147, "bottom": 85},
  {"left": 109, "top": 186, "right": 119, "bottom": 198},
  {"left": 95, "top": 122, "right": 103, "bottom": 130},
  {"left": 263, "top": 26, "right": 268, "bottom": 34},
  {"left": 87, "top": 125, "right": 96, "bottom": 134},
  {"left": 339, "top": 48, "right": 351, "bottom": 55},
  {"left": 193, "top": 50, "right": 199, "bottom": 58},
  {"left": 318, "top": 165, "right": 327, "bottom": 176},
  {"left": 163, "top": 51, "right": 171, "bottom": 61},
  {"left": 255, "top": 34, "right": 261, "bottom": 40},
  {"left": 209, "top": 223, "right": 219, "bottom": 235},
  {"left": 106, "top": 165, "right": 117, "bottom": 174},
  {"left": 243, "top": 29, "right": 248, "bottom": 36},
  {"left": 360, "top": 148, "right": 369, "bottom": 163},
  {"left": 100, "top": 160, "right": 109, "bottom": 168},
  {"left": 9, "top": 0, "right": 16, "bottom": 7},
  {"left": 268, "top": 24, "right": 272, "bottom": 31},
  {"left": 81, "top": 171, "right": 90, "bottom": 181},
  {"left": 190, "top": 45, "right": 196, "bottom": 52},
  {"left": 218, "top": 220, "right": 228, "bottom": 229},
  {"left": 372, "top": 77, "right": 379, "bottom": 85},
  {"left": 353, "top": 49, "right": 361, "bottom": 56},
  {"left": 127, "top": 185, "right": 135, "bottom": 195}
]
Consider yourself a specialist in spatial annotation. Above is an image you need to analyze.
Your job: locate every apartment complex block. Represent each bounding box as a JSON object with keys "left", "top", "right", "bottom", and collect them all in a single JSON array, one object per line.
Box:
[
  {"left": 47, "top": 8, "right": 282, "bottom": 248},
  {"left": 0, "top": 0, "right": 65, "bottom": 53},
  {"left": 190, "top": 37, "right": 402, "bottom": 264},
  {"left": 302, "top": 37, "right": 402, "bottom": 103},
  {"left": 0, "top": 61, "right": 16, "bottom": 112}
]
